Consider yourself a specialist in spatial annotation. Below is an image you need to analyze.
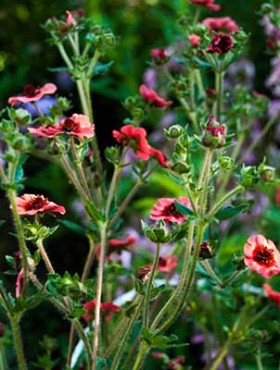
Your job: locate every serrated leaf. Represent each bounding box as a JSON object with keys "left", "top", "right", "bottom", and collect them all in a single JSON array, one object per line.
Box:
[
  {"left": 58, "top": 219, "right": 86, "bottom": 235},
  {"left": 214, "top": 203, "right": 249, "bottom": 221}
]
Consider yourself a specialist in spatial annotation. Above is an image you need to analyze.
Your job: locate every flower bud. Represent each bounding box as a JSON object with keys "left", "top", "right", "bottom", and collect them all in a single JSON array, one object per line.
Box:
[
  {"left": 198, "top": 241, "right": 213, "bottom": 259},
  {"left": 164, "top": 125, "right": 184, "bottom": 139},
  {"left": 48, "top": 140, "right": 66, "bottom": 155},
  {"left": 105, "top": 146, "right": 120, "bottom": 164},
  {"left": 202, "top": 116, "right": 226, "bottom": 149},
  {"left": 1, "top": 120, "right": 15, "bottom": 133},
  {"left": 219, "top": 156, "right": 235, "bottom": 170},
  {"left": 172, "top": 162, "right": 190, "bottom": 174},
  {"left": 136, "top": 265, "right": 152, "bottom": 283},
  {"left": 260, "top": 3, "right": 273, "bottom": 14},
  {"left": 150, "top": 48, "right": 169, "bottom": 65},
  {"left": 8, "top": 108, "right": 31, "bottom": 126},
  {"left": 10, "top": 135, "right": 32, "bottom": 152},
  {"left": 259, "top": 164, "right": 275, "bottom": 182},
  {"left": 141, "top": 220, "right": 171, "bottom": 243},
  {"left": 240, "top": 166, "right": 259, "bottom": 189},
  {"left": 103, "top": 33, "right": 116, "bottom": 47}
]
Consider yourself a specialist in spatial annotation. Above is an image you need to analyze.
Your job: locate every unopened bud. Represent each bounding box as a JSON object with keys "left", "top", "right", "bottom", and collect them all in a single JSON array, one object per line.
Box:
[
  {"left": 164, "top": 125, "right": 183, "bottom": 139},
  {"left": 199, "top": 241, "right": 213, "bottom": 259}
]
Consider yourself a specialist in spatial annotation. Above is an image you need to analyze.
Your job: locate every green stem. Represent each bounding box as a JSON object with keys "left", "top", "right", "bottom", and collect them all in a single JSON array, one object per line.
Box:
[
  {"left": 105, "top": 166, "right": 120, "bottom": 219},
  {"left": 72, "top": 319, "right": 93, "bottom": 369},
  {"left": 200, "top": 260, "right": 222, "bottom": 286},
  {"left": 207, "top": 185, "right": 243, "bottom": 219},
  {"left": 132, "top": 341, "right": 149, "bottom": 370},
  {"left": 109, "top": 181, "right": 142, "bottom": 227},
  {"left": 92, "top": 223, "right": 107, "bottom": 370},
  {"left": 37, "top": 239, "right": 55, "bottom": 274},
  {"left": 8, "top": 190, "right": 28, "bottom": 295},
  {"left": 156, "top": 221, "right": 206, "bottom": 334},
  {"left": 143, "top": 243, "right": 161, "bottom": 329},
  {"left": 76, "top": 79, "right": 90, "bottom": 117},
  {"left": 86, "top": 50, "right": 101, "bottom": 79},
  {"left": 255, "top": 350, "right": 264, "bottom": 370},
  {"left": 215, "top": 71, "right": 224, "bottom": 121},
  {"left": 10, "top": 316, "right": 27, "bottom": 370},
  {"left": 221, "top": 270, "right": 243, "bottom": 288},
  {"left": 56, "top": 43, "right": 74, "bottom": 70},
  {"left": 70, "top": 137, "right": 91, "bottom": 198},
  {"left": 81, "top": 235, "right": 96, "bottom": 282},
  {"left": 207, "top": 340, "right": 231, "bottom": 370},
  {"left": 110, "top": 297, "right": 144, "bottom": 370}
]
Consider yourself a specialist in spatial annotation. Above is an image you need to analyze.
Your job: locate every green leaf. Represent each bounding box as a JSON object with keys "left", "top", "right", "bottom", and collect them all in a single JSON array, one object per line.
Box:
[
  {"left": 93, "top": 61, "right": 114, "bottom": 76},
  {"left": 175, "top": 201, "right": 194, "bottom": 216},
  {"left": 48, "top": 66, "right": 69, "bottom": 73},
  {"left": 214, "top": 203, "right": 250, "bottom": 221},
  {"left": 58, "top": 219, "right": 86, "bottom": 235},
  {"left": 85, "top": 201, "right": 102, "bottom": 223}
]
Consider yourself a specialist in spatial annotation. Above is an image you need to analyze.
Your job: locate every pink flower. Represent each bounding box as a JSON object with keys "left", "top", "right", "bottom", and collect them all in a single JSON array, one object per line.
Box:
[
  {"left": 191, "top": 0, "right": 221, "bottom": 11},
  {"left": 202, "top": 17, "right": 239, "bottom": 33},
  {"left": 109, "top": 235, "right": 136, "bottom": 250},
  {"left": 150, "top": 197, "right": 192, "bottom": 224},
  {"left": 202, "top": 115, "right": 226, "bottom": 148},
  {"left": 15, "top": 194, "right": 66, "bottom": 216},
  {"left": 207, "top": 33, "right": 234, "bottom": 54},
  {"left": 139, "top": 84, "right": 173, "bottom": 108},
  {"left": 263, "top": 283, "right": 280, "bottom": 308},
  {"left": 276, "top": 187, "right": 280, "bottom": 206},
  {"left": 8, "top": 83, "right": 57, "bottom": 106},
  {"left": 65, "top": 9, "right": 85, "bottom": 26},
  {"left": 188, "top": 34, "right": 201, "bottom": 47},
  {"left": 157, "top": 256, "right": 178, "bottom": 273},
  {"left": 28, "top": 114, "right": 95, "bottom": 139},
  {"left": 244, "top": 235, "right": 280, "bottom": 278},
  {"left": 113, "top": 125, "right": 168, "bottom": 167},
  {"left": 83, "top": 299, "right": 120, "bottom": 322}
]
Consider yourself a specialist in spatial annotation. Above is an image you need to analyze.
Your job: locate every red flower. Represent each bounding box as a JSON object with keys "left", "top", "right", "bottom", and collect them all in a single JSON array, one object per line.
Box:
[
  {"left": 157, "top": 256, "right": 178, "bottom": 273},
  {"left": 191, "top": 0, "right": 221, "bottom": 11},
  {"left": 202, "top": 17, "right": 239, "bottom": 33},
  {"left": 207, "top": 33, "right": 234, "bottom": 54},
  {"left": 149, "top": 147, "right": 168, "bottom": 167},
  {"left": 150, "top": 197, "right": 192, "bottom": 224},
  {"left": 188, "top": 34, "right": 201, "bottom": 47},
  {"left": 15, "top": 194, "right": 66, "bottom": 216},
  {"left": 109, "top": 235, "right": 136, "bottom": 250},
  {"left": 244, "top": 234, "right": 280, "bottom": 278},
  {"left": 276, "top": 187, "right": 280, "bottom": 206},
  {"left": 8, "top": 83, "right": 57, "bottom": 106},
  {"left": 263, "top": 283, "right": 280, "bottom": 308},
  {"left": 139, "top": 84, "right": 173, "bottom": 108},
  {"left": 83, "top": 299, "right": 120, "bottom": 322},
  {"left": 113, "top": 125, "right": 150, "bottom": 160},
  {"left": 112, "top": 125, "right": 168, "bottom": 167},
  {"left": 28, "top": 114, "right": 95, "bottom": 139}
]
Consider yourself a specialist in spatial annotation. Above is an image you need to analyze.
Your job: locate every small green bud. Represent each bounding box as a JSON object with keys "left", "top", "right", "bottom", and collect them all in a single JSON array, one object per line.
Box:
[
  {"left": 1, "top": 120, "right": 15, "bottom": 133},
  {"left": 219, "top": 156, "right": 235, "bottom": 170},
  {"left": 103, "top": 33, "right": 116, "bottom": 47},
  {"left": 260, "top": 3, "right": 273, "bottom": 14},
  {"left": 141, "top": 220, "right": 171, "bottom": 243},
  {"left": 258, "top": 163, "right": 276, "bottom": 182},
  {"left": 11, "top": 135, "right": 32, "bottom": 152},
  {"left": 172, "top": 162, "right": 190, "bottom": 174},
  {"left": 164, "top": 125, "right": 184, "bottom": 139},
  {"left": 192, "top": 24, "right": 208, "bottom": 36},
  {"left": 240, "top": 166, "right": 259, "bottom": 189},
  {"left": 9, "top": 108, "right": 31, "bottom": 126},
  {"left": 105, "top": 146, "right": 120, "bottom": 164},
  {"left": 48, "top": 140, "right": 66, "bottom": 155}
]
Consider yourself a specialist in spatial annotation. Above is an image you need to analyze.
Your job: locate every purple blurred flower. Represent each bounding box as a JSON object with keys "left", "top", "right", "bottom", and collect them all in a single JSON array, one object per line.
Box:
[
  {"left": 143, "top": 68, "right": 157, "bottom": 89},
  {"left": 224, "top": 57, "right": 255, "bottom": 89},
  {"left": 22, "top": 96, "right": 56, "bottom": 117}
]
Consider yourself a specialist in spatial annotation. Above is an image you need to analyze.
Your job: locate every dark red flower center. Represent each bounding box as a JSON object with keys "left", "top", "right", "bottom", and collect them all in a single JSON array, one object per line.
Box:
[
  {"left": 212, "top": 34, "right": 233, "bottom": 53},
  {"left": 254, "top": 247, "right": 274, "bottom": 267},
  {"left": 165, "top": 203, "right": 182, "bottom": 218},
  {"left": 62, "top": 118, "right": 79, "bottom": 132},
  {"left": 26, "top": 196, "right": 48, "bottom": 210},
  {"left": 23, "top": 85, "right": 38, "bottom": 97},
  {"left": 158, "top": 257, "right": 167, "bottom": 267}
]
